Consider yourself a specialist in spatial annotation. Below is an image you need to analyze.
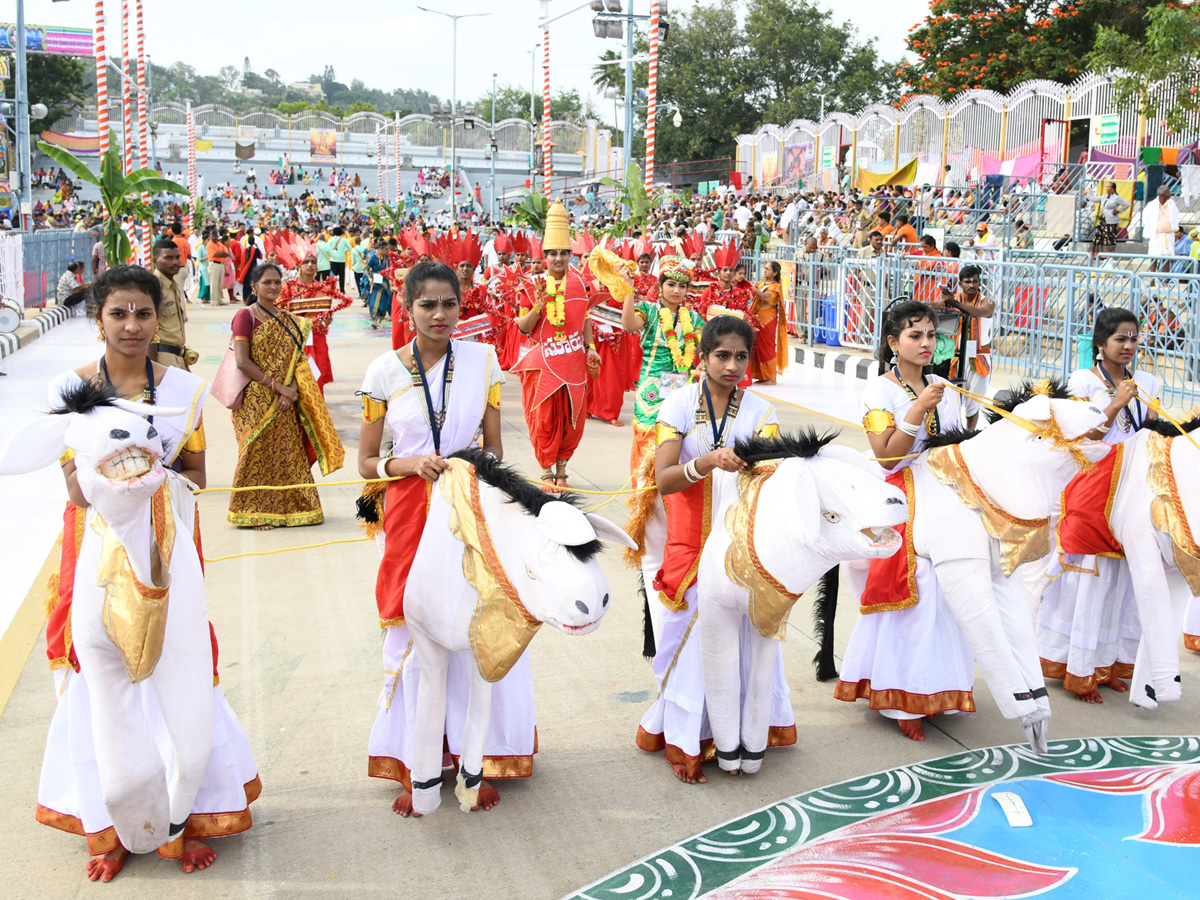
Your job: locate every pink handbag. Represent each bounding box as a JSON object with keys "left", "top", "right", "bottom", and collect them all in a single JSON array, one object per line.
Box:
[{"left": 211, "top": 340, "right": 251, "bottom": 410}]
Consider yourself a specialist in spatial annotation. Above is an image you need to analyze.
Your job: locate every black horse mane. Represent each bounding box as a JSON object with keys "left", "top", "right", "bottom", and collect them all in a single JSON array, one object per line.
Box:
[
  {"left": 734, "top": 427, "right": 839, "bottom": 465},
  {"left": 449, "top": 448, "right": 602, "bottom": 562},
  {"left": 985, "top": 378, "right": 1071, "bottom": 424},
  {"left": 51, "top": 378, "right": 117, "bottom": 416},
  {"left": 1143, "top": 414, "right": 1200, "bottom": 436},
  {"left": 922, "top": 426, "right": 981, "bottom": 448}
]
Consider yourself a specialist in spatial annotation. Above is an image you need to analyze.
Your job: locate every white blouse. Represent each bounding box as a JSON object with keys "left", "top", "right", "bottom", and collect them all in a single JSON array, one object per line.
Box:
[
  {"left": 1067, "top": 368, "right": 1160, "bottom": 445},
  {"left": 360, "top": 340, "right": 504, "bottom": 458},
  {"left": 656, "top": 383, "right": 779, "bottom": 464},
  {"left": 861, "top": 373, "right": 964, "bottom": 472}
]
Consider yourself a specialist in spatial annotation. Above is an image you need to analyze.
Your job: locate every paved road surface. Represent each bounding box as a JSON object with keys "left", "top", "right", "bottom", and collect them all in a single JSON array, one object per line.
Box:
[{"left": 1, "top": 299, "right": 1197, "bottom": 899}]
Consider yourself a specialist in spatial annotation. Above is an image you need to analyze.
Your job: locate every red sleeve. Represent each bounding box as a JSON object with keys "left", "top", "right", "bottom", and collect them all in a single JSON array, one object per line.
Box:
[{"left": 231, "top": 306, "right": 255, "bottom": 339}]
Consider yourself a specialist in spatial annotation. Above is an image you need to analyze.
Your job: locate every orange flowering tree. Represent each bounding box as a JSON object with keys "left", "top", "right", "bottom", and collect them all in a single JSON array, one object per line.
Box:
[
  {"left": 1089, "top": 3, "right": 1200, "bottom": 136},
  {"left": 898, "top": 0, "right": 1167, "bottom": 104}
]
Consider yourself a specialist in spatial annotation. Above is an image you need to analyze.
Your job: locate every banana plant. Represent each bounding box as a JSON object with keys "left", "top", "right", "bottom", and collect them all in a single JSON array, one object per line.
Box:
[
  {"left": 37, "top": 130, "right": 189, "bottom": 267},
  {"left": 504, "top": 189, "right": 549, "bottom": 232},
  {"left": 370, "top": 200, "right": 407, "bottom": 232},
  {"left": 599, "top": 162, "right": 677, "bottom": 240}
]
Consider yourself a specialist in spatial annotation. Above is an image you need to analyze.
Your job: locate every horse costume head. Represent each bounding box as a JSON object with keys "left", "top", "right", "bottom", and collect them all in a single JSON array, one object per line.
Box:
[
  {"left": 970, "top": 379, "right": 1110, "bottom": 519},
  {"left": 734, "top": 429, "right": 908, "bottom": 576},
  {"left": 0, "top": 380, "right": 186, "bottom": 518},
  {"left": 449, "top": 450, "right": 635, "bottom": 638}
]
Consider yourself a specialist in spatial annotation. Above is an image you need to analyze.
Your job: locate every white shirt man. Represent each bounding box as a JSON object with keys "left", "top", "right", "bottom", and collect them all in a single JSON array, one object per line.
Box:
[
  {"left": 1143, "top": 187, "right": 1181, "bottom": 256},
  {"left": 732, "top": 203, "right": 752, "bottom": 230}
]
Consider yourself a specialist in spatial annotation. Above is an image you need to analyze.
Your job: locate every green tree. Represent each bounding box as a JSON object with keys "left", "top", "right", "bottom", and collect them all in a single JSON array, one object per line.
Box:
[
  {"left": 37, "top": 131, "right": 188, "bottom": 266},
  {"left": 901, "top": 0, "right": 1166, "bottom": 102},
  {"left": 1089, "top": 4, "right": 1200, "bottom": 137},
  {"left": 475, "top": 86, "right": 587, "bottom": 123},
  {"left": 592, "top": 49, "right": 625, "bottom": 96},
  {"left": 745, "top": 0, "right": 899, "bottom": 123},
  {"left": 5, "top": 54, "right": 87, "bottom": 133}
]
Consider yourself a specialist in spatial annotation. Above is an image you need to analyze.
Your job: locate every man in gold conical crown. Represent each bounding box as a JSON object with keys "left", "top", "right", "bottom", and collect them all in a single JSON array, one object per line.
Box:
[{"left": 511, "top": 200, "right": 601, "bottom": 488}]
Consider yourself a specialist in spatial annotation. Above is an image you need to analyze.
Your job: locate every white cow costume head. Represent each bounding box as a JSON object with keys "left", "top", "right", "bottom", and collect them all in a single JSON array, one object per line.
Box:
[{"left": 0, "top": 379, "right": 185, "bottom": 513}]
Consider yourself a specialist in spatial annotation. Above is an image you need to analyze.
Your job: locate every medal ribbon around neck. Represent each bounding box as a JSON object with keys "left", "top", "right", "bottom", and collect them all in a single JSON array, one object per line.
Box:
[
  {"left": 1097, "top": 365, "right": 1142, "bottom": 432},
  {"left": 413, "top": 342, "right": 453, "bottom": 455},
  {"left": 703, "top": 380, "right": 737, "bottom": 449},
  {"left": 893, "top": 366, "right": 940, "bottom": 437}
]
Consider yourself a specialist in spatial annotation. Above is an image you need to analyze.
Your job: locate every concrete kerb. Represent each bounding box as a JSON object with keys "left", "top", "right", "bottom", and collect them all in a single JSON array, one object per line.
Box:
[{"left": 0, "top": 305, "right": 81, "bottom": 362}]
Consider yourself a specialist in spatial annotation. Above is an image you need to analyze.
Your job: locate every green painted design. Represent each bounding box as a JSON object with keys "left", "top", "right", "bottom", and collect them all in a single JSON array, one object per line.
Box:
[{"left": 564, "top": 736, "right": 1200, "bottom": 900}]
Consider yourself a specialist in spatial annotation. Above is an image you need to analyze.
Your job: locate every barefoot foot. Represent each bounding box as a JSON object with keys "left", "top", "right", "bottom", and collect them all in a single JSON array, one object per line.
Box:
[
  {"left": 898, "top": 718, "right": 925, "bottom": 741},
  {"left": 1108, "top": 677, "right": 1130, "bottom": 693},
  {"left": 181, "top": 838, "right": 216, "bottom": 873},
  {"left": 1075, "top": 689, "right": 1104, "bottom": 703},
  {"left": 393, "top": 789, "right": 421, "bottom": 817},
  {"left": 555, "top": 476, "right": 570, "bottom": 489},
  {"left": 86, "top": 846, "right": 129, "bottom": 882},
  {"left": 670, "top": 762, "right": 708, "bottom": 784},
  {"left": 472, "top": 779, "right": 501, "bottom": 811},
  {"left": 608, "top": 418, "right": 625, "bottom": 427}
]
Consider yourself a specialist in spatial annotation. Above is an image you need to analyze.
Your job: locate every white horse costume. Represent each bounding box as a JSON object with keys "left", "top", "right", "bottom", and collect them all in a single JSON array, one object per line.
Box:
[
  {"left": 0, "top": 381, "right": 215, "bottom": 855},
  {"left": 899, "top": 385, "right": 1109, "bottom": 750},
  {"left": 403, "top": 450, "right": 635, "bottom": 815},
  {"left": 698, "top": 430, "right": 909, "bottom": 774},
  {"left": 1098, "top": 421, "right": 1200, "bottom": 709}
]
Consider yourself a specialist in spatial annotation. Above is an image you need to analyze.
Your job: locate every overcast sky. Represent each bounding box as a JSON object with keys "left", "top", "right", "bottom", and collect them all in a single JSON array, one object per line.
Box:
[{"left": 20, "top": 0, "right": 922, "bottom": 122}]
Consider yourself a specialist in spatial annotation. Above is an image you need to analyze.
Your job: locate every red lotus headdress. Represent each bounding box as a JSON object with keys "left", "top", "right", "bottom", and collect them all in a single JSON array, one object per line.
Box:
[
  {"left": 680, "top": 230, "right": 706, "bottom": 259},
  {"left": 527, "top": 233, "right": 543, "bottom": 260},
  {"left": 713, "top": 238, "right": 740, "bottom": 269},
  {"left": 492, "top": 232, "right": 512, "bottom": 254},
  {"left": 570, "top": 230, "right": 597, "bottom": 257},
  {"left": 510, "top": 233, "right": 531, "bottom": 257},
  {"left": 400, "top": 226, "right": 432, "bottom": 259},
  {"left": 633, "top": 237, "right": 657, "bottom": 261},
  {"left": 616, "top": 240, "right": 637, "bottom": 262}
]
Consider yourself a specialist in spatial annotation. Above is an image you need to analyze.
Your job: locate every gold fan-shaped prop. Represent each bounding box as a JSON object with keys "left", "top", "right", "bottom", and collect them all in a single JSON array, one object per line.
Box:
[{"left": 588, "top": 246, "right": 637, "bottom": 304}]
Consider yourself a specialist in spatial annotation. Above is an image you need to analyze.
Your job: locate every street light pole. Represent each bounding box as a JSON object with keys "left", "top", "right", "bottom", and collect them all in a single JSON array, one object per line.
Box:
[
  {"left": 14, "top": 0, "right": 32, "bottom": 231},
  {"left": 417, "top": 6, "right": 490, "bottom": 224},
  {"left": 622, "top": 1, "right": 634, "bottom": 176},
  {"left": 489, "top": 72, "right": 497, "bottom": 222}
]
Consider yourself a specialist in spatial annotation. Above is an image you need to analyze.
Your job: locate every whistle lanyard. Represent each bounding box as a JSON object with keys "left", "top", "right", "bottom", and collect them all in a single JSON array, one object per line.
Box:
[
  {"left": 1098, "top": 365, "right": 1142, "bottom": 431},
  {"left": 413, "top": 342, "right": 453, "bottom": 454},
  {"left": 101, "top": 355, "right": 156, "bottom": 424},
  {"left": 702, "top": 380, "right": 734, "bottom": 449},
  {"left": 893, "top": 366, "right": 940, "bottom": 436}
]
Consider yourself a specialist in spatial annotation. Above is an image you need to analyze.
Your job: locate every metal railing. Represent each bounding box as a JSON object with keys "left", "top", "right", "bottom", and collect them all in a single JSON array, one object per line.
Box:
[
  {"left": 20, "top": 229, "right": 94, "bottom": 309},
  {"left": 755, "top": 248, "right": 1200, "bottom": 407}
]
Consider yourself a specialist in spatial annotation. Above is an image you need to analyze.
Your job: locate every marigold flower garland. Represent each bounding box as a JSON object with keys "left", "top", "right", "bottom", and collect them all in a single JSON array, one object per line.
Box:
[
  {"left": 542, "top": 274, "right": 567, "bottom": 336},
  {"left": 659, "top": 304, "right": 698, "bottom": 371}
]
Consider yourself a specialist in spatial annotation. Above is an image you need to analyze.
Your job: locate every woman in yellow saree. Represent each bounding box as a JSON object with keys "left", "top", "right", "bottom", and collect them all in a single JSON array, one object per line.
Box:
[{"left": 229, "top": 263, "right": 345, "bottom": 529}]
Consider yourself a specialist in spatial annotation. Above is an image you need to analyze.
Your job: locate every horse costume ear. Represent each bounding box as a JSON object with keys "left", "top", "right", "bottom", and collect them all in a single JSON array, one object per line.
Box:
[
  {"left": 0, "top": 415, "right": 72, "bottom": 475},
  {"left": 1011, "top": 394, "right": 1052, "bottom": 423},
  {"left": 536, "top": 501, "right": 597, "bottom": 546},
  {"left": 111, "top": 399, "right": 189, "bottom": 419},
  {"left": 585, "top": 512, "right": 637, "bottom": 550}
]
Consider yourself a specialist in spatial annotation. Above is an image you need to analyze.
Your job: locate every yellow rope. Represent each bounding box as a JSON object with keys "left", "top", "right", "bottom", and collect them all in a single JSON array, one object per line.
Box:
[
  {"left": 1134, "top": 385, "right": 1200, "bottom": 454},
  {"left": 194, "top": 474, "right": 654, "bottom": 498},
  {"left": 582, "top": 474, "right": 636, "bottom": 512},
  {"left": 203, "top": 537, "right": 370, "bottom": 564}
]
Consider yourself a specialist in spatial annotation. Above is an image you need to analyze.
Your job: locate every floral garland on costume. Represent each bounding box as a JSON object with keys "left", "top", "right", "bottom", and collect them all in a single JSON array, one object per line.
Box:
[
  {"left": 659, "top": 304, "right": 699, "bottom": 372},
  {"left": 541, "top": 274, "right": 567, "bottom": 339}
]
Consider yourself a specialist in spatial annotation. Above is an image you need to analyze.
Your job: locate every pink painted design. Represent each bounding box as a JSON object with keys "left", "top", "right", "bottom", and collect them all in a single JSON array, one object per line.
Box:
[
  {"left": 710, "top": 789, "right": 1074, "bottom": 900},
  {"left": 1046, "top": 765, "right": 1200, "bottom": 845}
]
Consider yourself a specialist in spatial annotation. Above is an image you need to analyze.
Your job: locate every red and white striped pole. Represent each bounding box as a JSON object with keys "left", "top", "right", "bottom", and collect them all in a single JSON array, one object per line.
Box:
[
  {"left": 376, "top": 126, "right": 384, "bottom": 204},
  {"left": 185, "top": 100, "right": 196, "bottom": 235},
  {"left": 120, "top": 0, "right": 137, "bottom": 262},
  {"left": 120, "top": 0, "right": 133, "bottom": 176},
  {"left": 135, "top": 0, "right": 151, "bottom": 263},
  {"left": 644, "top": 1, "right": 660, "bottom": 192},
  {"left": 94, "top": 1, "right": 109, "bottom": 157},
  {"left": 542, "top": 26, "right": 552, "bottom": 200},
  {"left": 394, "top": 111, "right": 401, "bottom": 210}
]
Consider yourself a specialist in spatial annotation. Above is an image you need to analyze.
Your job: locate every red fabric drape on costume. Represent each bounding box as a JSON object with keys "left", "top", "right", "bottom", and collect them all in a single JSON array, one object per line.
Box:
[
  {"left": 1057, "top": 444, "right": 1125, "bottom": 558},
  {"left": 374, "top": 478, "right": 434, "bottom": 626},
  {"left": 861, "top": 468, "right": 919, "bottom": 613},
  {"left": 654, "top": 478, "right": 710, "bottom": 609},
  {"left": 521, "top": 372, "right": 587, "bottom": 470}
]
